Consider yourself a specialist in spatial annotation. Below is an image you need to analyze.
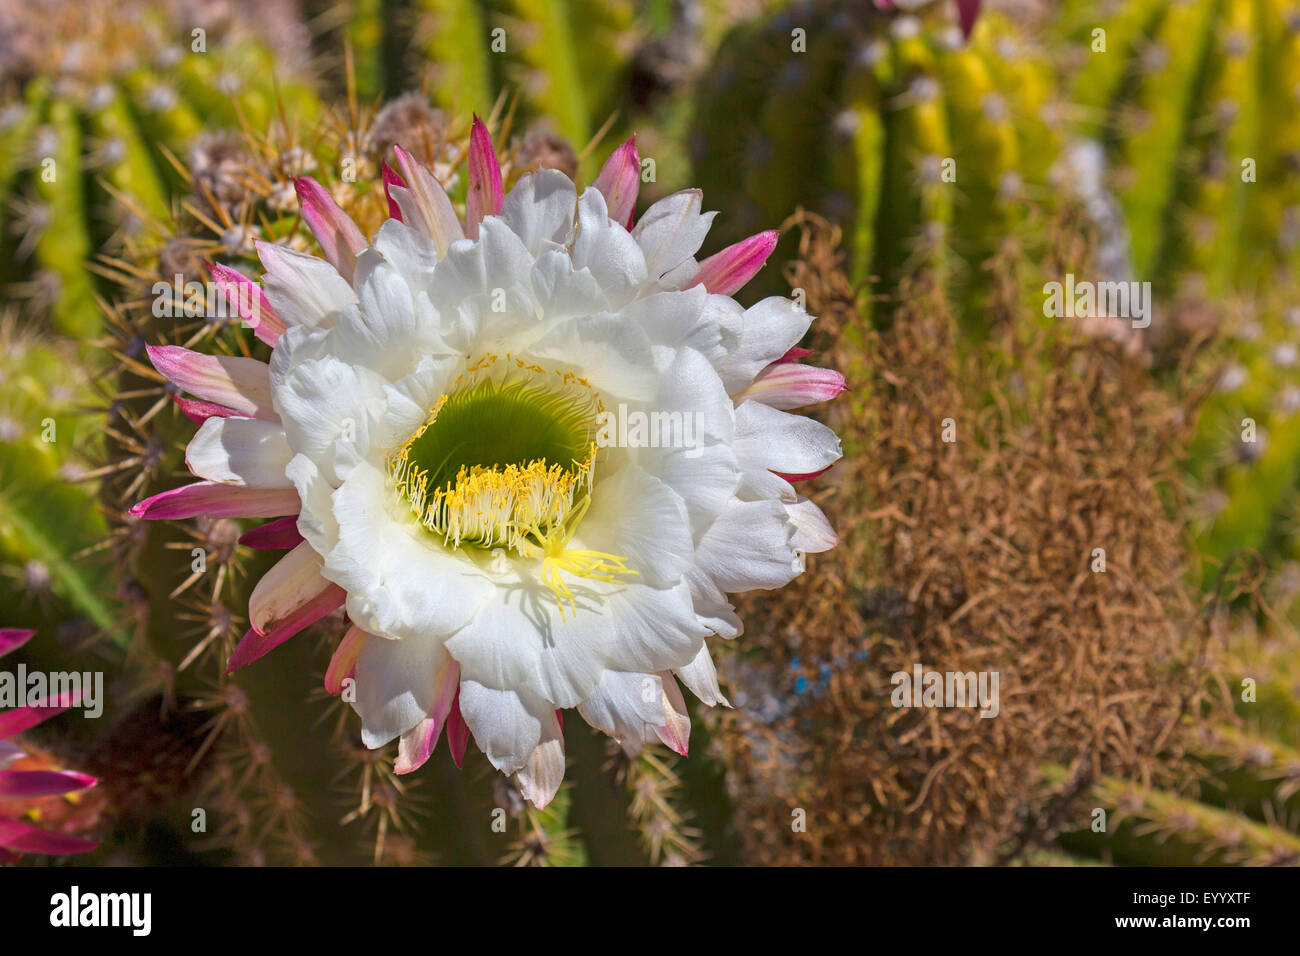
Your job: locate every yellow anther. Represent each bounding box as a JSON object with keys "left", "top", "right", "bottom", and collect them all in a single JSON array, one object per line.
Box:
[
  {"left": 530, "top": 496, "right": 638, "bottom": 619},
  {"left": 388, "top": 354, "right": 635, "bottom": 617}
]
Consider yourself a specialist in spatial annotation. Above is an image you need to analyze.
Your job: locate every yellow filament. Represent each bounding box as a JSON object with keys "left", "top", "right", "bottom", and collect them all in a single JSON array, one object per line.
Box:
[
  {"left": 529, "top": 497, "right": 638, "bottom": 620},
  {"left": 388, "top": 355, "right": 636, "bottom": 617}
]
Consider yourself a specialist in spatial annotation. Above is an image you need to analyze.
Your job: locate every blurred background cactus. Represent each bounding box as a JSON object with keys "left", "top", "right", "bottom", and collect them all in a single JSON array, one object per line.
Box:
[
  {"left": 306, "top": 0, "right": 642, "bottom": 170},
  {"left": 1059, "top": 0, "right": 1300, "bottom": 631},
  {"left": 301, "top": 0, "right": 800, "bottom": 185},
  {"left": 0, "top": 314, "right": 122, "bottom": 644},
  {"left": 1056, "top": 0, "right": 1300, "bottom": 301},
  {"left": 0, "top": 0, "right": 319, "bottom": 336},
  {"left": 689, "top": 1, "right": 1062, "bottom": 322},
  {"left": 2, "top": 0, "right": 1300, "bottom": 867}
]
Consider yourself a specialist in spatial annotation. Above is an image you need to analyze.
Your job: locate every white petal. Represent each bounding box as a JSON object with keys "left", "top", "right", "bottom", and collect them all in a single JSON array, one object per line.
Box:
[
  {"left": 622, "top": 286, "right": 721, "bottom": 356},
  {"left": 696, "top": 498, "right": 802, "bottom": 592},
  {"left": 577, "top": 670, "right": 663, "bottom": 753},
  {"left": 629, "top": 346, "right": 740, "bottom": 532},
  {"left": 674, "top": 643, "right": 729, "bottom": 707},
  {"left": 656, "top": 256, "right": 701, "bottom": 292},
  {"left": 650, "top": 442, "right": 741, "bottom": 540},
  {"left": 631, "top": 189, "right": 716, "bottom": 282},
  {"left": 441, "top": 585, "right": 553, "bottom": 695},
  {"left": 388, "top": 156, "right": 464, "bottom": 255},
  {"left": 345, "top": 251, "right": 422, "bottom": 366},
  {"left": 327, "top": 462, "right": 490, "bottom": 640},
  {"left": 683, "top": 565, "right": 743, "bottom": 639},
  {"left": 268, "top": 323, "right": 333, "bottom": 389},
  {"left": 718, "top": 296, "right": 813, "bottom": 393},
  {"left": 785, "top": 497, "right": 837, "bottom": 553},
  {"left": 431, "top": 217, "right": 535, "bottom": 311},
  {"left": 446, "top": 567, "right": 706, "bottom": 708},
  {"left": 500, "top": 169, "right": 577, "bottom": 254},
  {"left": 285, "top": 454, "right": 339, "bottom": 555},
  {"left": 457, "top": 681, "right": 549, "bottom": 775},
  {"left": 258, "top": 242, "right": 357, "bottom": 331},
  {"left": 529, "top": 249, "right": 608, "bottom": 322},
  {"left": 274, "top": 354, "right": 385, "bottom": 483},
  {"left": 583, "top": 464, "right": 693, "bottom": 588},
  {"left": 149, "top": 347, "right": 276, "bottom": 420},
  {"left": 356, "top": 633, "right": 452, "bottom": 748},
  {"left": 654, "top": 673, "right": 691, "bottom": 755},
  {"left": 447, "top": 567, "right": 632, "bottom": 708},
  {"left": 395, "top": 655, "right": 460, "bottom": 773},
  {"left": 648, "top": 344, "right": 736, "bottom": 445},
  {"left": 598, "top": 580, "right": 710, "bottom": 675},
  {"left": 732, "top": 400, "right": 842, "bottom": 495},
  {"left": 185, "top": 416, "right": 293, "bottom": 487},
  {"left": 515, "top": 708, "right": 566, "bottom": 808},
  {"left": 248, "top": 541, "right": 328, "bottom": 633},
  {"left": 526, "top": 312, "right": 658, "bottom": 403},
  {"left": 571, "top": 188, "right": 648, "bottom": 307},
  {"left": 378, "top": 354, "right": 460, "bottom": 450},
  {"left": 372, "top": 218, "right": 438, "bottom": 293}
]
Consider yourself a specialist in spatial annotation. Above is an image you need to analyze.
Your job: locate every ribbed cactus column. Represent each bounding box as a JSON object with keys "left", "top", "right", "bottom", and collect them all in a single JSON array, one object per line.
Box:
[
  {"left": 0, "top": 323, "right": 123, "bottom": 644},
  {"left": 1058, "top": 0, "right": 1300, "bottom": 297},
  {"left": 689, "top": 3, "right": 1060, "bottom": 324},
  {"left": 0, "top": 0, "right": 320, "bottom": 336},
  {"left": 312, "top": 0, "right": 639, "bottom": 158}
]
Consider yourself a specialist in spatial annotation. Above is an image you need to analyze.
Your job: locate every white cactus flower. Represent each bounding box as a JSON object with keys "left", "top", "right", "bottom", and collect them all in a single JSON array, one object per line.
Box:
[{"left": 132, "top": 120, "right": 845, "bottom": 806}]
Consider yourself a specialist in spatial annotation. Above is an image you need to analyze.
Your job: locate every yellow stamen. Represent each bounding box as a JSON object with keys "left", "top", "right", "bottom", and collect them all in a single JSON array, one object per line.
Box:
[
  {"left": 387, "top": 355, "right": 636, "bottom": 617},
  {"left": 529, "top": 497, "right": 638, "bottom": 620}
]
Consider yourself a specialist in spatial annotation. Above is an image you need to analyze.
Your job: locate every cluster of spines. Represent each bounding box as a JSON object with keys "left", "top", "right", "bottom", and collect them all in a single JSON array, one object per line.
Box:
[
  {"left": 89, "top": 99, "right": 402, "bottom": 865},
  {"left": 622, "top": 748, "right": 707, "bottom": 866},
  {"left": 1052, "top": 602, "right": 1300, "bottom": 866},
  {"left": 1060, "top": 776, "right": 1300, "bottom": 866},
  {"left": 0, "top": 0, "right": 321, "bottom": 338}
]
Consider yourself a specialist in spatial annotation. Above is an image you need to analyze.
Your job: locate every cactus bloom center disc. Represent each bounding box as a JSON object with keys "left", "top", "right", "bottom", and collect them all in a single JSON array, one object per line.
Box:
[{"left": 389, "top": 356, "right": 603, "bottom": 556}]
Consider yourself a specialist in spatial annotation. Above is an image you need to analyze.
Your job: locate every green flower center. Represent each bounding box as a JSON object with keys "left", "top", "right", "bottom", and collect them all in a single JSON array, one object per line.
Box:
[
  {"left": 389, "top": 356, "right": 601, "bottom": 553},
  {"left": 390, "top": 355, "right": 638, "bottom": 617}
]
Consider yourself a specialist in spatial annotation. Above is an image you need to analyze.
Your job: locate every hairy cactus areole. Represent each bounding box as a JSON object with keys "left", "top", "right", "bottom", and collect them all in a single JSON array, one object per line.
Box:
[{"left": 128, "top": 117, "right": 846, "bottom": 807}]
